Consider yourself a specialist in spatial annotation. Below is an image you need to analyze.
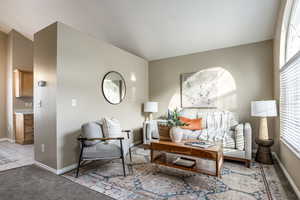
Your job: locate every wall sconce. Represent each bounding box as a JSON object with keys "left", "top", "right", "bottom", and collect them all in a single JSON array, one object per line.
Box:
[
  {"left": 38, "top": 80, "right": 47, "bottom": 87},
  {"left": 130, "top": 72, "right": 136, "bottom": 82}
]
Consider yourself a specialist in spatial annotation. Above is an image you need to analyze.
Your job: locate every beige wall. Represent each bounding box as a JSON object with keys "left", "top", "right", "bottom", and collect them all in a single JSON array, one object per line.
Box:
[
  {"left": 273, "top": 0, "right": 300, "bottom": 193},
  {"left": 149, "top": 40, "right": 274, "bottom": 143},
  {"left": 6, "top": 30, "right": 33, "bottom": 140},
  {"left": 34, "top": 22, "right": 148, "bottom": 169},
  {"left": 34, "top": 23, "right": 58, "bottom": 169},
  {"left": 11, "top": 30, "right": 34, "bottom": 110},
  {"left": 0, "top": 31, "right": 7, "bottom": 138}
]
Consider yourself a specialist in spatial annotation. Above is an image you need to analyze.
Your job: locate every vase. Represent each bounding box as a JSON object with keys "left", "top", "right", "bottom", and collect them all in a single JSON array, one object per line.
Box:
[{"left": 170, "top": 127, "right": 183, "bottom": 143}]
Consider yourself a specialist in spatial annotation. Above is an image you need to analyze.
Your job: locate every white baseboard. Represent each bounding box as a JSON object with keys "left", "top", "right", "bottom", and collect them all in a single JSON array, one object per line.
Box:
[
  {"left": 272, "top": 152, "right": 300, "bottom": 199},
  {"left": 0, "top": 138, "right": 15, "bottom": 143},
  {"left": 57, "top": 163, "right": 77, "bottom": 175},
  {"left": 35, "top": 161, "right": 57, "bottom": 174},
  {"left": 35, "top": 161, "right": 77, "bottom": 175}
]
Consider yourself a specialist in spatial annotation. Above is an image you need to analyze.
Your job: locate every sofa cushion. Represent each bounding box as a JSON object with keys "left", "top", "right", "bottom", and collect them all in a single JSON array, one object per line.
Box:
[
  {"left": 223, "top": 148, "right": 246, "bottom": 159},
  {"left": 179, "top": 109, "right": 198, "bottom": 119},
  {"left": 82, "top": 142, "right": 122, "bottom": 158},
  {"left": 179, "top": 109, "right": 238, "bottom": 130},
  {"left": 178, "top": 127, "right": 236, "bottom": 149},
  {"left": 181, "top": 129, "right": 201, "bottom": 140},
  {"left": 179, "top": 117, "right": 202, "bottom": 130}
]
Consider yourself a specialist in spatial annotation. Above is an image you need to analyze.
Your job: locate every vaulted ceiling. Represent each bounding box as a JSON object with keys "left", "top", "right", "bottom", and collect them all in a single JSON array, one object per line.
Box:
[{"left": 0, "top": 0, "right": 280, "bottom": 60}]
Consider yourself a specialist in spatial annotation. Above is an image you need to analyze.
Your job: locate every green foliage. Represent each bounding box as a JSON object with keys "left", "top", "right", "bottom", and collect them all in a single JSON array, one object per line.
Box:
[{"left": 167, "top": 109, "right": 189, "bottom": 127}]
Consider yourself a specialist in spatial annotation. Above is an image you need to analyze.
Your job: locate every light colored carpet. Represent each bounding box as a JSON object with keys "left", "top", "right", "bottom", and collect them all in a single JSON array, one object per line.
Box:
[
  {"left": 65, "top": 148, "right": 295, "bottom": 200},
  {"left": 0, "top": 141, "right": 34, "bottom": 171},
  {"left": 0, "top": 154, "right": 16, "bottom": 165}
]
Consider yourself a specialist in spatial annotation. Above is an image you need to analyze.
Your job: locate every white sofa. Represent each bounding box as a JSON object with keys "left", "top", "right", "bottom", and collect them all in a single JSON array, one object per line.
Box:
[{"left": 144, "top": 109, "right": 252, "bottom": 167}]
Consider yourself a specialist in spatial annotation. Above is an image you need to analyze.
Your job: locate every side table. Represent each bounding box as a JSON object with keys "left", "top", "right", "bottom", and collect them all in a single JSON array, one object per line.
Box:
[{"left": 255, "top": 138, "right": 274, "bottom": 164}]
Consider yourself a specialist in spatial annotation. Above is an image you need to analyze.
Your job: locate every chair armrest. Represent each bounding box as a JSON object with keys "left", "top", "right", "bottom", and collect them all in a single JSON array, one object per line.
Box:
[
  {"left": 78, "top": 137, "right": 124, "bottom": 141},
  {"left": 122, "top": 130, "right": 132, "bottom": 139},
  {"left": 244, "top": 122, "right": 252, "bottom": 160}
]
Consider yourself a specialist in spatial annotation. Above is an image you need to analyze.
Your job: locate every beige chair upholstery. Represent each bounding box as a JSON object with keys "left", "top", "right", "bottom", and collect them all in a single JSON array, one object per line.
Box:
[{"left": 76, "top": 121, "right": 132, "bottom": 177}]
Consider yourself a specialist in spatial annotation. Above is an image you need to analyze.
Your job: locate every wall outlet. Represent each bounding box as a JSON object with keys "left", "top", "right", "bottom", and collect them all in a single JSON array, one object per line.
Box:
[
  {"left": 41, "top": 144, "right": 45, "bottom": 153},
  {"left": 37, "top": 100, "right": 42, "bottom": 108},
  {"left": 71, "top": 99, "right": 77, "bottom": 107}
]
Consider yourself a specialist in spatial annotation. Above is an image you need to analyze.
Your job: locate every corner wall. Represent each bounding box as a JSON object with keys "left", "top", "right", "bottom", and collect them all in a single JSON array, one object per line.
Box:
[
  {"left": 6, "top": 30, "right": 33, "bottom": 140},
  {"left": 34, "top": 23, "right": 58, "bottom": 169},
  {"left": 149, "top": 40, "right": 274, "bottom": 142},
  {"left": 0, "top": 31, "right": 7, "bottom": 138},
  {"left": 34, "top": 22, "right": 148, "bottom": 170}
]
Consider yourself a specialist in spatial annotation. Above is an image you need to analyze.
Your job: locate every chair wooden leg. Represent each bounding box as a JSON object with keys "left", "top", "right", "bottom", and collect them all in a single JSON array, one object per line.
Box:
[
  {"left": 246, "top": 160, "right": 251, "bottom": 168},
  {"left": 76, "top": 146, "right": 84, "bottom": 178}
]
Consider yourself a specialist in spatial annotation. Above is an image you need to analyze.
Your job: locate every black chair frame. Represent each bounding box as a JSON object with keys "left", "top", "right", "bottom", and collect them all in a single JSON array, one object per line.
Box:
[{"left": 76, "top": 130, "right": 132, "bottom": 178}]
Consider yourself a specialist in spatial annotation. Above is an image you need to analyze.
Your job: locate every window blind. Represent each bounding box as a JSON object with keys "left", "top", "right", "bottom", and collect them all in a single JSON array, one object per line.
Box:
[{"left": 280, "top": 52, "right": 300, "bottom": 157}]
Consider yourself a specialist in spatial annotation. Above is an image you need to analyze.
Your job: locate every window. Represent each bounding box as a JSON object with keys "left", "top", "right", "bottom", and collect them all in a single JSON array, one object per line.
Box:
[
  {"left": 286, "top": 0, "right": 300, "bottom": 62},
  {"left": 280, "top": 0, "right": 300, "bottom": 156}
]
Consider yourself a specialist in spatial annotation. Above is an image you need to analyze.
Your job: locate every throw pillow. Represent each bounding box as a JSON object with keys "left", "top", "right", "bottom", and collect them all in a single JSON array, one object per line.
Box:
[
  {"left": 179, "top": 117, "right": 202, "bottom": 130},
  {"left": 102, "top": 117, "right": 123, "bottom": 139}
]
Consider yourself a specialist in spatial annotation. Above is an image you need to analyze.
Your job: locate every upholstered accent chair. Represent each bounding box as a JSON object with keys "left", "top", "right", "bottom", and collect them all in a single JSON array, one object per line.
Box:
[
  {"left": 76, "top": 121, "right": 132, "bottom": 177},
  {"left": 144, "top": 109, "right": 252, "bottom": 167}
]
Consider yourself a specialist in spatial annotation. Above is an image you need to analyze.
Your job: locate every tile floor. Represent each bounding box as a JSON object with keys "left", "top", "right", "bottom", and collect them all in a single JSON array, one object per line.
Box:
[{"left": 0, "top": 141, "right": 34, "bottom": 171}]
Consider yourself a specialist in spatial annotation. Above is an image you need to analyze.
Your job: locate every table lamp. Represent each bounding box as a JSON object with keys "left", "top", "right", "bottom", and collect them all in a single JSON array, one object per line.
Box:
[
  {"left": 251, "top": 100, "right": 277, "bottom": 140},
  {"left": 144, "top": 102, "right": 158, "bottom": 121}
]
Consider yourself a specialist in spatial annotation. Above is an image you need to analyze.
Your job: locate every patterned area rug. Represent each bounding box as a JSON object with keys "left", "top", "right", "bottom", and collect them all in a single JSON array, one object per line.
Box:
[{"left": 64, "top": 148, "right": 290, "bottom": 200}]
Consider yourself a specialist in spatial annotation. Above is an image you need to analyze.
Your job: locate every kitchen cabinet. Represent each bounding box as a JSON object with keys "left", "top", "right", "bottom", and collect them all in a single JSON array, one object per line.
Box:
[
  {"left": 14, "top": 69, "right": 33, "bottom": 97},
  {"left": 15, "top": 113, "right": 34, "bottom": 144}
]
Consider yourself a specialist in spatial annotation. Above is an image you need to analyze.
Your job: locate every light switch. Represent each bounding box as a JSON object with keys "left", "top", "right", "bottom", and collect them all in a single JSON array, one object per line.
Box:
[{"left": 72, "top": 99, "right": 77, "bottom": 107}]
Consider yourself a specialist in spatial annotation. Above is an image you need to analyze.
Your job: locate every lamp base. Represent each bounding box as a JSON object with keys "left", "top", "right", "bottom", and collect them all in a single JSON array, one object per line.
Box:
[
  {"left": 255, "top": 138, "right": 274, "bottom": 164},
  {"left": 259, "top": 117, "right": 269, "bottom": 140},
  {"left": 145, "top": 113, "right": 153, "bottom": 121}
]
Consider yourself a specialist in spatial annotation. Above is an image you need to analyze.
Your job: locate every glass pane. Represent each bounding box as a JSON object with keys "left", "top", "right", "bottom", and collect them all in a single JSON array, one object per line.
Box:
[{"left": 286, "top": 0, "right": 300, "bottom": 61}]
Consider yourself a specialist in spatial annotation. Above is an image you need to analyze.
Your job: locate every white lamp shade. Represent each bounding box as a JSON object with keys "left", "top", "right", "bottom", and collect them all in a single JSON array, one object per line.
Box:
[
  {"left": 251, "top": 100, "right": 277, "bottom": 117},
  {"left": 144, "top": 102, "right": 158, "bottom": 113}
]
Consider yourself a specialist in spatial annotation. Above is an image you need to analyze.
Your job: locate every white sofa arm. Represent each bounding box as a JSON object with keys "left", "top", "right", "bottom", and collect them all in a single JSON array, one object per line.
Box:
[
  {"left": 244, "top": 122, "right": 252, "bottom": 160},
  {"left": 234, "top": 123, "right": 244, "bottom": 150}
]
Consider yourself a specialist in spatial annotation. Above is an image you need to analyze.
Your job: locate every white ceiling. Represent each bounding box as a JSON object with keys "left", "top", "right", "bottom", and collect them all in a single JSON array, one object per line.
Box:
[{"left": 0, "top": 0, "right": 280, "bottom": 61}]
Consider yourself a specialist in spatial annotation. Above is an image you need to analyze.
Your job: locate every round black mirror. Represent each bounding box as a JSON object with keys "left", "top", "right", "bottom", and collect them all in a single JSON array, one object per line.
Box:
[{"left": 102, "top": 71, "right": 126, "bottom": 104}]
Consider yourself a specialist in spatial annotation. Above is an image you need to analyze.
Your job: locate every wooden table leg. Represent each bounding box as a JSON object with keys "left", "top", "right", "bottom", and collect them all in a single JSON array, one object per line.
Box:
[
  {"left": 150, "top": 148, "right": 153, "bottom": 162},
  {"left": 216, "top": 153, "right": 223, "bottom": 178},
  {"left": 216, "top": 157, "right": 219, "bottom": 178}
]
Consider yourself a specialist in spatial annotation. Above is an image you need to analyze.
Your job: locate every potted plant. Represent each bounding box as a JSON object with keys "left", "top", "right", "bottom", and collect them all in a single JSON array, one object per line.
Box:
[{"left": 167, "top": 109, "right": 188, "bottom": 142}]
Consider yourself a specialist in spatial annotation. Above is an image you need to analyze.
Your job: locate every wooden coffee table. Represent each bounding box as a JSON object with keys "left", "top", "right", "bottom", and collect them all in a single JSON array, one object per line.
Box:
[{"left": 150, "top": 140, "right": 224, "bottom": 178}]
